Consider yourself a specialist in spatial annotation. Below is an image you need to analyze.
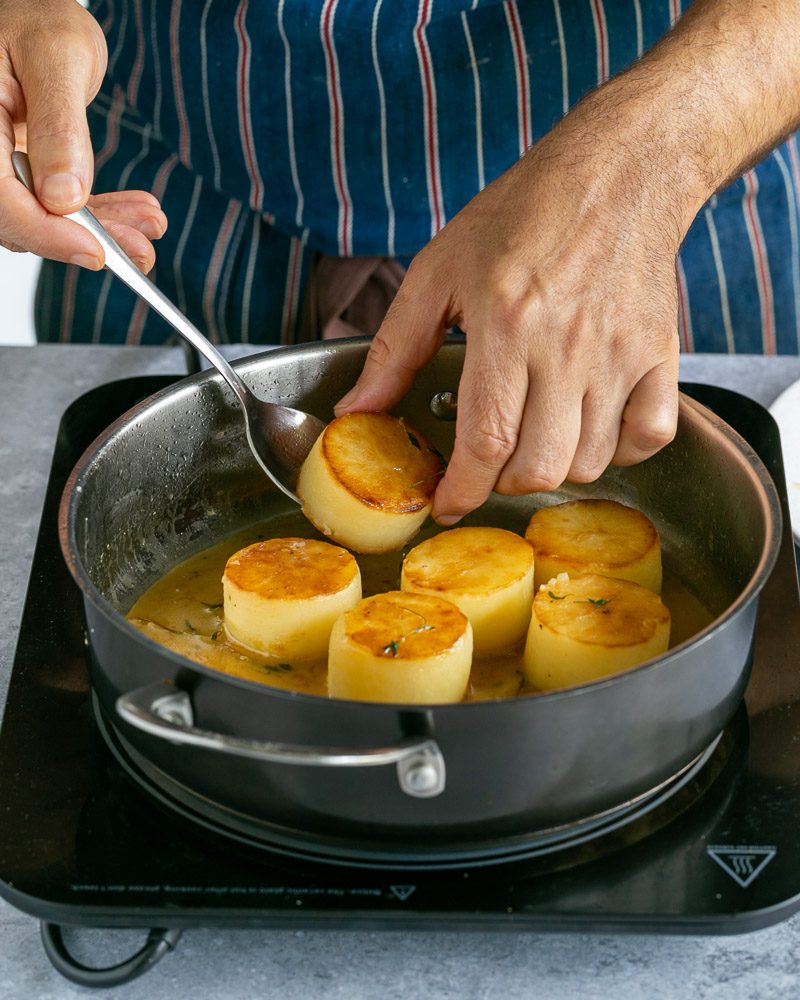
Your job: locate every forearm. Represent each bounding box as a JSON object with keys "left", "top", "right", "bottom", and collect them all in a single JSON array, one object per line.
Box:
[{"left": 553, "top": 0, "right": 800, "bottom": 249}]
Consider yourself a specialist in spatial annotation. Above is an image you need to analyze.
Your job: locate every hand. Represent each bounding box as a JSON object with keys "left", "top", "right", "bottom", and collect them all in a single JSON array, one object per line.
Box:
[
  {"left": 0, "top": 0, "right": 166, "bottom": 272},
  {"left": 335, "top": 89, "right": 687, "bottom": 524}
]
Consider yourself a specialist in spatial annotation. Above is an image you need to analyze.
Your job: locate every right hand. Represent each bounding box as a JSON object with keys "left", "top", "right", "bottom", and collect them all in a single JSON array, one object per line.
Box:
[{"left": 0, "top": 0, "right": 166, "bottom": 272}]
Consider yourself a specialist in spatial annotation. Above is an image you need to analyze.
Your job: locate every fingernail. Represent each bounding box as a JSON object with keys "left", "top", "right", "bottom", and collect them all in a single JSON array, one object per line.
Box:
[
  {"left": 69, "top": 252, "right": 102, "bottom": 270},
  {"left": 434, "top": 513, "right": 462, "bottom": 527},
  {"left": 141, "top": 217, "right": 166, "bottom": 239},
  {"left": 40, "top": 172, "right": 84, "bottom": 209}
]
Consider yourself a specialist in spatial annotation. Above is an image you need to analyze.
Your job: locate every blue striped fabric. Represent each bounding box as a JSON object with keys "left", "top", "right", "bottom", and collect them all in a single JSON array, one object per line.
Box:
[{"left": 35, "top": 0, "right": 800, "bottom": 354}]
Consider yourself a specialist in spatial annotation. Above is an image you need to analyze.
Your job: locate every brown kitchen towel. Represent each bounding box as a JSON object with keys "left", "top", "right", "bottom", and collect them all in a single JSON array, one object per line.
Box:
[{"left": 298, "top": 254, "right": 406, "bottom": 342}]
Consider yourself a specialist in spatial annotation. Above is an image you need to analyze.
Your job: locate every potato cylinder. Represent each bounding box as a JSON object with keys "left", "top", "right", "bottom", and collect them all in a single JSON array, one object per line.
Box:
[
  {"left": 222, "top": 537, "right": 361, "bottom": 661},
  {"left": 524, "top": 572, "right": 671, "bottom": 690},
  {"left": 401, "top": 526, "right": 534, "bottom": 655},
  {"left": 328, "top": 590, "right": 473, "bottom": 703}
]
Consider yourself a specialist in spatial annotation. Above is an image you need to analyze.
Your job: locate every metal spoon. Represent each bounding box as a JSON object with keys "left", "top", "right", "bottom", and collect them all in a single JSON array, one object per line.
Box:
[{"left": 12, "top": 150, "right": 324, "bottom": 503}]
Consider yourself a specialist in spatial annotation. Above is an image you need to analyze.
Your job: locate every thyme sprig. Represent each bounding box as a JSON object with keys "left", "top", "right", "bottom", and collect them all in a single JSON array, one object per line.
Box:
[
  {"left": 408, "top": 469, "right": 446, "bottom": 489},
  {"left": 381, "top": 607, "right": 436, "bottom": 657}
]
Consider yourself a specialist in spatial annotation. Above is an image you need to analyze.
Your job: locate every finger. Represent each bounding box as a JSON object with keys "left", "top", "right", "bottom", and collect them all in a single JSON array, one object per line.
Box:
[
  {"left": 16, "top": 25, "right": 105, "bottom": 213},
  {"left": 431, "top": 336, "right": 528, "bottom": 524},
  {"left": 333, "top": 260, "right": 449, "bottom": 415},
  {"left": 0, "top": 52, "right": 102, "bottom": 265},
  {"left": 89, "top": 196, "right": 168, "bottom": 239},
  {"left": 0, "top": 237, "right": 26, "bottom": 253},
  {"left": 493, "top": 368, "right": 582, "bottom": 495},
  {"left": 612, "top": 364, "right": 679, "bottom": 467},
  {"left": 0, "top": 153, "right": 161, "bottom": 267},
  {"left": 89, "top": 189, "right": 164, "bottom": 210},
  {"left": 101, "top": 219, "right": 158, "bottom": 272},
  {"left": 0, "top": 66, "right": 25, "bottom": 169},
  {"left": 0, "top": 174, "right": 104, "bottom": 265},
  {"left": 564, "top": 387, "right": 628, "bottom": 483},
  {"left": 0, "top": 175, "right": 162, "bottom": 268}
]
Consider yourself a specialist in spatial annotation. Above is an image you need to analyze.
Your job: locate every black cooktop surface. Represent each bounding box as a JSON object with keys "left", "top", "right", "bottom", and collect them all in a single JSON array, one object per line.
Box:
[{"left": 1, "top": 377, "right": 800, "bottom": 936}]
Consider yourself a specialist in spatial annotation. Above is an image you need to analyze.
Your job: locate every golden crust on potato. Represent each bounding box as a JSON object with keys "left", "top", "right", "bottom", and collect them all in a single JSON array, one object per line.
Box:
[
  {"left": 320, "top": 412, "right": 442, "bottom": 512},
  {"left": 223, "top": 537, "right": 358, "bottom": 599},
  {"left": 342, "top": 590, "right": 468, "bottom": 659},
  {"left": 222, "top": 538, "right": 361, "bottom": 660},
  {"left": 532, "top": 573, "right": 669, "bottom": 646},
  {"left": 328, "top": 590, "right": 473, "bottom": 703},
  {"left": 297, "top": 412, "right": 445, "bottom": 554},
  {"left": 401, "top": 526, "right": 533, "bottom": 595},
  {"left": 401, "top": 526, "right": 534, "bottom": 655},
  {"left": 525, "top": 498, "right": 662, "bottom": 593}
]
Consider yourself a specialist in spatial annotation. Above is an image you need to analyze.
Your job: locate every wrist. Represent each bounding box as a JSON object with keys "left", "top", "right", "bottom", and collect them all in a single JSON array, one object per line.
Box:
[
  {"left": 571, "top": 0, "right": 800, "bottom": 250},
  {"left": 542, "top": 80, "right": 707, "bottom": 258}
]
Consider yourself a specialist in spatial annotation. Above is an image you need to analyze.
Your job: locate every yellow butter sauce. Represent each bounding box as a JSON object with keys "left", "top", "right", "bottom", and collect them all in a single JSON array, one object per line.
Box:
[{"left": 127, "top": 508, "right": 713, "bottom": 701}]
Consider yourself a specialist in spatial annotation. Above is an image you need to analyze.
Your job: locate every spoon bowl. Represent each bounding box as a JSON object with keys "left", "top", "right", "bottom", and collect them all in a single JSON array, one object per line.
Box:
[{"left": 12, "top": 150, "right": 325, "bottom": 502}]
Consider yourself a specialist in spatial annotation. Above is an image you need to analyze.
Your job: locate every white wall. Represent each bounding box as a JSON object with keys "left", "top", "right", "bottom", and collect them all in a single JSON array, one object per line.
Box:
[{"left": 0, "top": 248, "right": 38, "bottom": 345}]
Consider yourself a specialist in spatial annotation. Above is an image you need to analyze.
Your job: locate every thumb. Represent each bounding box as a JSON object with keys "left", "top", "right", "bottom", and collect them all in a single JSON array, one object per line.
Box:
[
  {"left": 17, "top": 27, "right": 105, "bottom": 213},
  {"left": 334, "top": 262, "right": 449, "bottom": 415}
]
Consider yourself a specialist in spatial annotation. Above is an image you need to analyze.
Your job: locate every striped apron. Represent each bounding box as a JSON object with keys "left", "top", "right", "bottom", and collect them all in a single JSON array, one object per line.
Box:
[{"left": 36, "top": 0, "right": 800, "bottom": 354}]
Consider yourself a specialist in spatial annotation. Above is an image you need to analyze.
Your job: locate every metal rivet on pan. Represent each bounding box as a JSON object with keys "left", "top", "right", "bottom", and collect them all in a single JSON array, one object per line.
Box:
[
  {"left": 405, "top": 761, "right": 439, "bottom": 793},
  {"left": 397, "top": 745, "right": 446, "bottom": 797},
  {"left": 430, "top": 391, "right": 458, "bottom": 421}
]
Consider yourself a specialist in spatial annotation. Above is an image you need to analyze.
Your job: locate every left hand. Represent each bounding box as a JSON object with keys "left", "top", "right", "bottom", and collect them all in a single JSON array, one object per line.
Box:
[{"left": 334, "top": 93, "right": 686, "bottom": 525}]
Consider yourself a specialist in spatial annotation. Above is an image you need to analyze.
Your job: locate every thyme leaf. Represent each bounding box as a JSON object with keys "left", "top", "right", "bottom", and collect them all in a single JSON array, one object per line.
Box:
[
  {"left": 262, "top": 662, "right": 294, "bottom": 674},
  {"left": 586, "top": 598, "right": 609, "bottom": 606},
  {"left": 548, "top": 591, "right": 566, "bottom": 601},
  {"left": 382, "top": 608, "right": 436, "bottom": 657}
]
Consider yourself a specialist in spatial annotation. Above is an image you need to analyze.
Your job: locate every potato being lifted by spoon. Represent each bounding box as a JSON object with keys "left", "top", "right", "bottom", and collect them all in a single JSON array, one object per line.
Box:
[{"left": 297, "top": 412, "right": 444, "bottom": 554}]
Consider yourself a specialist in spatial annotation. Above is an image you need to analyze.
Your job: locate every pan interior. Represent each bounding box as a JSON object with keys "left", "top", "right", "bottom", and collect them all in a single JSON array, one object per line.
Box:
[{"left": 67, "top": 343, "right": 773, "bottom": 637}]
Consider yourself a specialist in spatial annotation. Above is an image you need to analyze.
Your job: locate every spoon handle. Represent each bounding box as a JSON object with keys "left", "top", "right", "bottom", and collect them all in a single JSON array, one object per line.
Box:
[{"left": 11, "top": 150, "right": 249, "bottom": 408}]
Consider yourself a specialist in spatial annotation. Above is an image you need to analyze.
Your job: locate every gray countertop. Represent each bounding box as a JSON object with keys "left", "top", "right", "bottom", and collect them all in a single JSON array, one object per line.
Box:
[{"left": 1, "top": 345, "right": 800, "bottom": 1000}]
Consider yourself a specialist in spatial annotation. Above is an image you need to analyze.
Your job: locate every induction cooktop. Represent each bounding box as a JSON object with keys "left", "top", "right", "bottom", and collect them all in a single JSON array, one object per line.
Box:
[{"left": 1, "top": 377, "right": 799, "bottom": 988}]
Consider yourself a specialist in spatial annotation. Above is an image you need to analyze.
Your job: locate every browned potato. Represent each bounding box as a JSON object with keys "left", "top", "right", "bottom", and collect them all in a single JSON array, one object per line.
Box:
[
  {"left": 222, "top": 538, "right": 361, "bottom": 660},
  {"left": 328, "top": 590, "right": 473, "bottom": 703},
  {"left": 297, "top": 412, "right": 444, "bottom": 553},
  {"left": 401, "top": 526, "right": 534, "bottom": 654},
  {"left": 526, "top": 499, "right": 662, "bottom": 593},
  {"left": 524, "top": 572, "right": 671, "bottom": 690}
]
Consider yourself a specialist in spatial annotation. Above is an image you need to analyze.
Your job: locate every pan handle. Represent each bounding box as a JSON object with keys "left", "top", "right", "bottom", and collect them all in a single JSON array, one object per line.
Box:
[{"left": 116, "top": 681, "right": 446, "bottom": 798}]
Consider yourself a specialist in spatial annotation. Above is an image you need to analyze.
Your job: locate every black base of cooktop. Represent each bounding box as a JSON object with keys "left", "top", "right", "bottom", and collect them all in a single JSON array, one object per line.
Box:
[{"left": 1, "top": 376, "right": 800, "bottom": 942}]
